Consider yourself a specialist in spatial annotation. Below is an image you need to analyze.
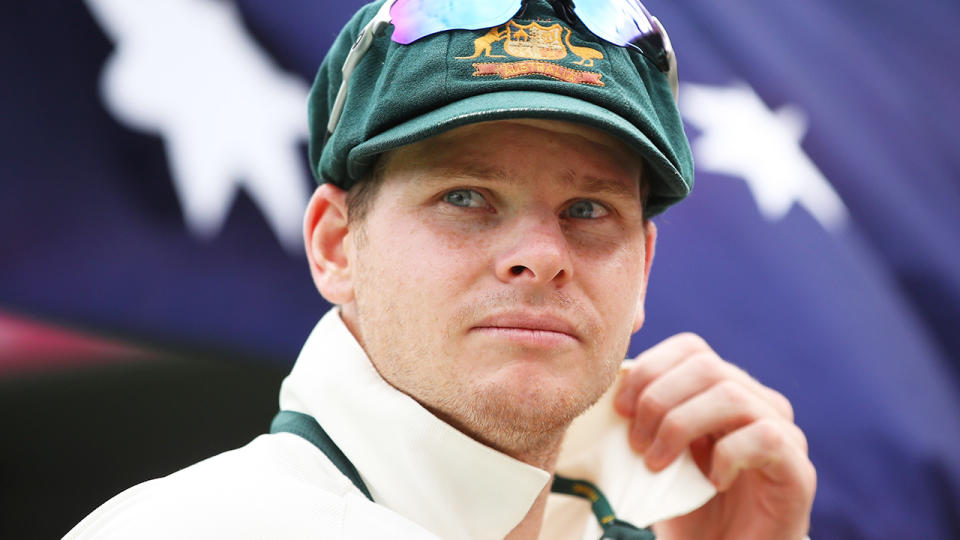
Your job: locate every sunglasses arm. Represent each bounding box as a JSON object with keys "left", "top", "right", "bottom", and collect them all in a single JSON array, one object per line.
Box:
[
  {"left": 327, "top": 0, "right": 396, "bottom": 136},
  {"left": 651, "top": 16, "right": 679, "bottom": 102}
]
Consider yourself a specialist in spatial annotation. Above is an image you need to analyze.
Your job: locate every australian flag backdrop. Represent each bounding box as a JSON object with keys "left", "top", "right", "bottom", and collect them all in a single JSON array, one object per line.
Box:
[{"left": 2, "top": 1, "right": 959, "bottom": 538}]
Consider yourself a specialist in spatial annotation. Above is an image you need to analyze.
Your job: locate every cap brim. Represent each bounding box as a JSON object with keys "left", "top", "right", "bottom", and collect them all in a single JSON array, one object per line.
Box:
[{"left": 347, "top": 90, "right": 689, "bottom": 217}]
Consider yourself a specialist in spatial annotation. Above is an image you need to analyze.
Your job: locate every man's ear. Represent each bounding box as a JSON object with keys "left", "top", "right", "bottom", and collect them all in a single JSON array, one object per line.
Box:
[
  {"left": 304, "top": 183, "right": 354, "bottom": 305},
  {"left": 632, "top": 219, "right": 658, "bottom": 333}
]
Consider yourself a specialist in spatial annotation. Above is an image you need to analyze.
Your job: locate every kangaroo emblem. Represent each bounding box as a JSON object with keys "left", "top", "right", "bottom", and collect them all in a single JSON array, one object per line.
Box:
[
  {"left": 563, "top": 28, "right": 603, "bottom": 66},
  {"left": 457, "top": 19, "right": 606, "bottom": 87},
  {"left": 456, "top": 27, "right": 508, "bottom": 59}
]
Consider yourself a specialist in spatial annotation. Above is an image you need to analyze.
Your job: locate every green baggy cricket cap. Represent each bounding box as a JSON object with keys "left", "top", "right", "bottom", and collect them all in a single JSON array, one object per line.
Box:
[{"left": 308, "top": 0, "right": 694, "bottom": 217}]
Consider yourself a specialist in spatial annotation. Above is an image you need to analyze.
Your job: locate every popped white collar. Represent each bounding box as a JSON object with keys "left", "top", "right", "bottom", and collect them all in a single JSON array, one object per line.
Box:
[{"left": 279, "top": 309, "right": 715, "bottom": 540}]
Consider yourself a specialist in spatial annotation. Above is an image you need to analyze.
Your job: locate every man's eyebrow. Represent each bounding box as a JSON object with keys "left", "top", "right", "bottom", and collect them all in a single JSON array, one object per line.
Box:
[
  {"left": 558, "top": 169, "right": 641, "bottom": 201},
  {"left": 424, "top": 163, "right": 512, "bottom": 183}
]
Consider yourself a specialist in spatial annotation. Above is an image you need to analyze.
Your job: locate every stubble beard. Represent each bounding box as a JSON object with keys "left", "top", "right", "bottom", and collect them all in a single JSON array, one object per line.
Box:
[
  {"left": 350, "top": 236, "right": 630, "bottom": 464},
  {"left": 355, "top": 289, "right": 627, "bottom": 465},
  {"left": 433, "top": 291, "right": 626, "bottom": 458},
  {"left": 431, "top": 360, "right": 621, "bottom": 460}
]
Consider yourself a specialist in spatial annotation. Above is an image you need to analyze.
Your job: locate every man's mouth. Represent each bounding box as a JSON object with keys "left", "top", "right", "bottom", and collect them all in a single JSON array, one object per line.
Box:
[{"left": 471, "top": 312, "right": 581, "bottom": 347}]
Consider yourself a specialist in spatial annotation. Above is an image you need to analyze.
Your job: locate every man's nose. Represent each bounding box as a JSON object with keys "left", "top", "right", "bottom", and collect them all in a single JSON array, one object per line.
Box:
[{"left": 494, "top": 213, "right": 573, "bottom": 288}]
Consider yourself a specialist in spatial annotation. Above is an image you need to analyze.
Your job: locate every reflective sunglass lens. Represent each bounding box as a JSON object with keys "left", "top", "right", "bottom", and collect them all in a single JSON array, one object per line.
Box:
[
  {"left": 572, "top": 0, "right": 668, "bottom": 71},
  {"left": 388, "top": 0, "right": 669, "bottom": 72},
  {"left": 389, "top": 0, "right": 522, "bottom": 44},
  {"left": 572, "top": 0, "right": 656, "bottom": 47}
]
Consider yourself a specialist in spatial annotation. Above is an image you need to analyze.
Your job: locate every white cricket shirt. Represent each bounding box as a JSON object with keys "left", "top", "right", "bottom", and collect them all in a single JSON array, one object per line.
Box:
[{"left": 65, "top": 308, "right": 715, "bottom": 540}]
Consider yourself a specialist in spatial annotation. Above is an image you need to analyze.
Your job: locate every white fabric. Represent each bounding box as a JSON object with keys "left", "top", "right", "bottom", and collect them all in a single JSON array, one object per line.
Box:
[
  {"left": 65, "top": 308, "right": 716, "bottom": 540},
  {"left": 545, "top": 359, "right": 717, "bottom": 540}
]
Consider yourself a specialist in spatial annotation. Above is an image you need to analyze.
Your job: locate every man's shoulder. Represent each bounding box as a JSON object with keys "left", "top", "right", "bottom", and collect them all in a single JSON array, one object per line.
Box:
[
  {"left": 63, "top": 433, "right": 414, "bottom": 539},
  {"left": 170, "top": 431, "right": 358, "bottom": 492}
]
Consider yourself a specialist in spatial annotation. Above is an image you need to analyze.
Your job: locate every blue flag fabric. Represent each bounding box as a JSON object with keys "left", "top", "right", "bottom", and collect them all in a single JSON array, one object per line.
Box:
[{"left": 1, "top": 0, "right": 959, "bottom": 538}]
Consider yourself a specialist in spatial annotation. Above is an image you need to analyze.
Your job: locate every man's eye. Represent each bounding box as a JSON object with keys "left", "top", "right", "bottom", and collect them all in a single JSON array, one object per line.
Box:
[
  {"left": 443, "top": 189, "right": 488, "bottom": 209},
  {"left": 565, "top": 200, "right": 609, "bottom": 219}
]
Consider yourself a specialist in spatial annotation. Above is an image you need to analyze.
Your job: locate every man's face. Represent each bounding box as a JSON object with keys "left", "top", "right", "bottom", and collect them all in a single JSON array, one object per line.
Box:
[{"left": 340, "top": 119, "right": 656, "bottom": 454}]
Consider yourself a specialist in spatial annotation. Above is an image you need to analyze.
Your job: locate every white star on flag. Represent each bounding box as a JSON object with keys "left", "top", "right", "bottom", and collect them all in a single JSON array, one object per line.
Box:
[
  {"left": 680, "top": 82, "right": 848, "bottom": 231},
  {"left": 85, "top": 0, "right": 311, "bottom": 253}
]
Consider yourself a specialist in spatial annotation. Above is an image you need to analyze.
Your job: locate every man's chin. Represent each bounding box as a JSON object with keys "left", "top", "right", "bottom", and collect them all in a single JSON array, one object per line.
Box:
[
  {"left": 421, "top": 354, "right": 621, "bottom": 456},
  {"left": 463, "top": 374, "right": 607, "bottom": 446}
]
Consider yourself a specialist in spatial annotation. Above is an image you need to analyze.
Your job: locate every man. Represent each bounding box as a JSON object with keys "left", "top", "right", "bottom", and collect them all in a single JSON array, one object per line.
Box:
[{"left": 66, "top": 0, "right": 815, "bottom": 538}]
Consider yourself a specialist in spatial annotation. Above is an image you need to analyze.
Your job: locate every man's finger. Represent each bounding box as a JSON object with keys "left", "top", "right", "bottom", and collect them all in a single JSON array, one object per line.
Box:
[
  {"left": 709, "top": 418, "right": 817, "bottom": 498},
  {"left": 642, "top": 380, "right": 789, "bottom": 471},
  {"left": 625, "top": 349, "right": 799, "bottom": 451},
  {"left": 626, "top": 351, "right": 731, "bottom": 453},
  {"left": 616, "top": 334, "right": 794, "bottom": 424},
  {"left": 614, "top": 332, "right": 713, "bottom": 416}
]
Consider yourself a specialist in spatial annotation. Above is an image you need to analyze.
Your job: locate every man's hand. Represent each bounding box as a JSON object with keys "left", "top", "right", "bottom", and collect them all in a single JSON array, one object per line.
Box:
[{"left": 614, "top": 333, "right": 816, "bottom": 540}]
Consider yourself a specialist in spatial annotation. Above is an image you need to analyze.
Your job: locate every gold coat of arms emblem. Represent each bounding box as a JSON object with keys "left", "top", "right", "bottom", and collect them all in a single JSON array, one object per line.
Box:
[
  {"left": 457, "top": 21, "right": 604, "bottom": 67},
  {"left": 503, "top": 21, "right": 567, "bottom": 60}
]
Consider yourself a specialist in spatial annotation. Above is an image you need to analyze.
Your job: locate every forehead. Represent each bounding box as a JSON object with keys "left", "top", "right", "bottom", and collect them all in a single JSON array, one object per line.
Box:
[{"left": 380, "top": 119, "right": 645, "bottom": 188}]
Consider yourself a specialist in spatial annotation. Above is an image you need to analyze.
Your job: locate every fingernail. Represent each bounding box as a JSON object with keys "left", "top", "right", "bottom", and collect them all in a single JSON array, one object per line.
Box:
[
  {"left": 629, "top": 422, "right": 649, "bottom": 454},
  {"left": 645, "top": 440, "right": 666, "bottom": 469},
  {"left": 614, "top": 387, "right": 636, "bottom": 416},
  {"left": 709, "top": 470, "right": 721, "bottom": 489},
  {"left": 710, "top": 470, "right": 727, "bottom": 491}
]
